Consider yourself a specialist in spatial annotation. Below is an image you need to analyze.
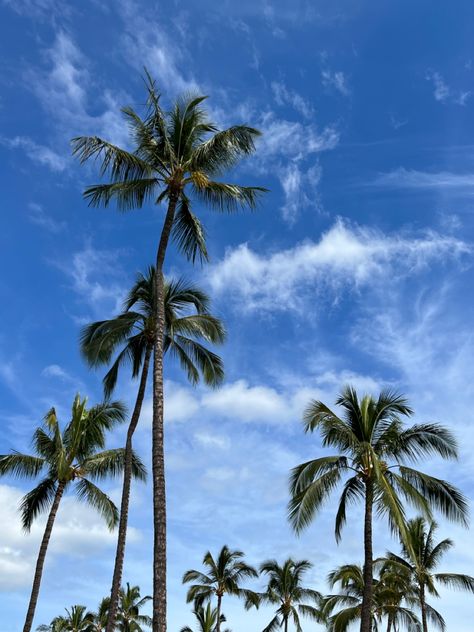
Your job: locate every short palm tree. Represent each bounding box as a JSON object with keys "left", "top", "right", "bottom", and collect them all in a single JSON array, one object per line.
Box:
[
  {"left": 81, "top": 269, "right": 225, "bottom": 631},
  {"left": 0, "top": 395, "right": 146, "bottom": 632},
  {"left": 288, "top": 386, "right": 468, "bottom": 632},
  {"left": 115, "top": 583, "right": 152, "bottom": 631},
  {"left": 385, "top": 516, "right": 474, "bottom": 632},
  {"left": 37, "top": 605, "right": 95, "bottom": 631},
  {"left": 180, "top": 603, "right": 230, "bottom": 632},
  {"left": 183, "top": 545, "right": 258, "bottom": 632},
  {"left": 90, "top": 597, "right": 110, "bottom": 631},
  {"left": 323, "top": 564, "right": 421, "bottom": 632},
  {"left": 258, "top": 558, "right": 323, "bottom": 632},
  {"left": 72, "top": 72, "right": 266, "bottom": 632}
]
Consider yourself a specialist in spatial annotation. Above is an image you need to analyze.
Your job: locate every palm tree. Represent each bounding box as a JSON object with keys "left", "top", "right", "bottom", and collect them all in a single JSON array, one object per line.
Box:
[
  {"left": 72, "top": 71, "right": 266, "bottom": 632},
  {"left": 323, "top": 564, "right": 421, "bottom": 632},
  {"left": 385, "top": 516, "right": 474, "bottom": 632},
  {"left": 90, "top": 598, "right": 110, "bottom": 631},
  {"left": 81, "top": 270, "right": 225, "bottom": 630},
  {"left": 37, "top": 605, "right": 95, "bottom": 631},
  {"left": 288, "top": 386, "right": 468, "bottom": 632},
  {"left": 258, "top": 558, "right": 323, "bottom": 632},
  {"left": 0, "top": 395, "right": 146, "bottom": 632},
  {"left": 183, "top": 545, "right": 259, "bottom": 632},
  {"left": 180, "top": 603, "right": 230, "bottom": 632},
  {"left": 115, "top": 583, "right": 152, "bottom": 631}
]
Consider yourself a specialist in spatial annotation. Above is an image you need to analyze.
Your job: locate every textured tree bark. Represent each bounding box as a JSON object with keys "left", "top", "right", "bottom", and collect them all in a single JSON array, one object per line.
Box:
[
  {"left": 215, "top": 593, "right": 223, "bottom": 632},
  {"left": 23, "top": 481, "right": 65, "bottom": 632},
  {"left": 360, "top": 477, "right": 374, "bottom": 632},
  {"left": 152, "top": 192, "right": 179, "bottom": 632},
  {"left": 420, "top": 584, "right": 428, "bottom": 632},
  {"left": 106, "top": 345, "right": 152, "bottom": 632}
]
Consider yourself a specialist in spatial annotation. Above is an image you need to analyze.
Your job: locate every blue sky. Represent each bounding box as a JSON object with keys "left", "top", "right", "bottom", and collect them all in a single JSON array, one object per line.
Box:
[{"left": 1, "top": 0, "right": 474, "bottom": 630}]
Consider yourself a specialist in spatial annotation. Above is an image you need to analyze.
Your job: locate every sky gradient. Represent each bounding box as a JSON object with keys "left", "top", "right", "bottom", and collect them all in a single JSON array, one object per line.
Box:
[{"left": 1, "top": 0, "right": 474, "bottom": 630}]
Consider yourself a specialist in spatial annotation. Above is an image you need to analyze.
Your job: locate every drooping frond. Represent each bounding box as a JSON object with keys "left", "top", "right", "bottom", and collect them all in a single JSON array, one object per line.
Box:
[
  {"left": 83, "top": 178, "right": 159, "bottom": 211},
  {"left": 192, "top": 180, "right": 267, "bottom": 212},
  {"left": 82, "top": 448, "right": 147, "bottom": 482},
  {"left": 0, "top": 452, "right": 45, "bottom": 479},
  {"left": 20, "top": 477, "right": 58, "bottom": 531},
  {"left": 75, "top": 478, "right": 118, "bottom": 530},
  {"left": 288, "top": 467, "right": 342, "bottom": 533},
  {"left": 171, "top": 194, "right": 208, "bottom": 263}
]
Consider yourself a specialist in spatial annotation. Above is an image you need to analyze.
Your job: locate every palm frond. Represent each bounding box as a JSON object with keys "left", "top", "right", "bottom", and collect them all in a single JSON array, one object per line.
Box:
[
  {"left": 0, "top": 452, "right": 45, "bottom": 478},
  {"left": 83, "top": 178, "right": 158, "bottom": 211},
  {"left": 171, "top": 194, "right": 208, "bottom": 263},
  {"left": 75, "top": 478, "right": 118, "bottom": 529},
  {"left": 82, "top": 448, "right": 147, "bottom": 482},
  {"left": 192, "top": 180, "right": 267, "bottom": 212},
  {"left": 20, "top": 477, "right": 58, "bottom": 531}
]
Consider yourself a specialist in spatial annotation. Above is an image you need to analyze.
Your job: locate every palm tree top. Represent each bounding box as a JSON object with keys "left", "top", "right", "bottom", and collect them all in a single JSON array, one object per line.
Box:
[{"left": 72, "top": 71, "right": 267, "bottom": 263}]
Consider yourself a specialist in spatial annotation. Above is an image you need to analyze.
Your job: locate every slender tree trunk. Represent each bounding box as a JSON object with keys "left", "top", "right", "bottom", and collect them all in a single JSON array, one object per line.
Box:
[
  {"left": 106, "top": 345, "right": 153, "bottom": 632},
  {"left": 216, "top": 593, "right": 223, "bottom": 632},
  {"left": 152, "top": 192, "right": 179, "bottom": 632},
  {"left": 23, "top": 481, "right": 65, "bottom": 632},
  {"left": 284, "top": 616, "right": 288, "bottom": 632},
  {"left": 360, "top": 477, "right": 374, "bottom": 632},
  {"left": 419, "top": 585, "right": 428, "bottom": 632}
]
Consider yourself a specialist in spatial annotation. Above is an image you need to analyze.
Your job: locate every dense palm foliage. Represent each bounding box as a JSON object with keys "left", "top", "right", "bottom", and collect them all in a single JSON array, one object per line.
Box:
[
  {"left": 0, "top": 395, "right": 146, "bottom": 632},
  {"left": 183, "top": 545, "right": 258, "bottom": 632},
  {"left": 323, "top": 563, "right": 421, "bottom": 632},
  {"left": 37, "top": 605, "right": 95, "bottom": 631},
  {"left": 72, "top": 72, "right": 265, "bottom": 632},
  {"left": 115, "top": 584, "right": 152, "bottom": 632},
  {"left": 258, "top": 558, "right": 323, "bottom": 632},
  {"left": 81, "top": 269, "right": 225, "bottom": 630},
  {"left": 179, "top": 603, "right": 230, "bottom": 632},
  {"left": 384, "top": 516, "right": 474, "bottom": 632},
  {"left": 288, "top": 386, "right": 468, "bottom": 632}
]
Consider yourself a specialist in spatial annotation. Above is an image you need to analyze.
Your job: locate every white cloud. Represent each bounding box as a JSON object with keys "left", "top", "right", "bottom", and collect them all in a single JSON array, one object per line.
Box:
[
  {"left": 1, "top": 136, "right": 67, "bottom": 172},
  {"left": 54, "top": 243, "right": 128, "bottom": 317},
  {"left": 41, "top": 364, "right": 74, "bottom": 383},
  {"left": 27, "top": 203, "right": 65, "bottom": 233},
  {"left": 208, "top": 219, "right": 470, "bottom": 313},
  {"left": 0, "top": 484, "right": 139, "bottom": 590},
  {"left": 372, "top": 167, "right": 474, "bottom": 190},
  {"left": 271, "top": 81, "right": 314, "bottom": 119},
  {"left": 321, "top": 69, "right": 350, "bottom": 96},
  {"left": 426, "top": 70, "right": 471, "bottom": 106}
]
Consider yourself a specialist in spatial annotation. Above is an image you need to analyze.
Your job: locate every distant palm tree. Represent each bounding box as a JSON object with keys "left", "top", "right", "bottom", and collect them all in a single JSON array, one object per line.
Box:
[
  {"left": 323, "top": 564, "right": 421, "bottom": 632},
  {"left": 90, "top": 597, "right": 110, "bottom": 631},
  {"left": 288, "top": 386, "right": 468, "bottom": 632},
  {"left": 73, "top": 72, "right": 266, "bottom": 632},
  {"left": 180, "top": 603, "right": 230, "bottom": 632},
  {"left": 115, "top": 583, "right": 152, "bottom": 631},
  {"left": 37, "top": 605, "right": 95, "bottom": 631},
  {"left": 0, "top": 395, "right": 146, "bottom": 632},
  {"left": 183, "top": 545, "right": 258, "bottom": 632},
  {"left": 258, "top": 558, "right": 323, "bottom": 632},
  {"left": 81, "top": 270, "right": 225, "bottom": 630},
  {"left": 385, "top": 516, "right": 474, "bottom": 632}
]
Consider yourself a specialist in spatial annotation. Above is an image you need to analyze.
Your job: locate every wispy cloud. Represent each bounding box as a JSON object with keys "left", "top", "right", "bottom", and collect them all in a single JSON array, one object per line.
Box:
[
  {"left": 321, "top": 69, "right": 350, "bottom": 96},
  {"left": 208, "top": 219, "right": 471, "bottom": 313},
  {"left": 371, "top": 167, "right": 474, "bottom": 191},
  {"left": 271, "top": 81, "right": 314, "bottom": 119},
  {"left": 1, "top": 136, "right": 67, "bottom": 172},
  {"left": 426, "top": 70, "right": 471, "bottom": 106},
  {"left": 27, "top": 203, "right": 65, "bottom": 233}
]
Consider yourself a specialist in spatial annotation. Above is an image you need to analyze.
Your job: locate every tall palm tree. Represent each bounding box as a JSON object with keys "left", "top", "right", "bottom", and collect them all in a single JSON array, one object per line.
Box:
[
  {"left": 72, "top": 72, "right": 266, "bottom": 632},
  {"left": 258, "top": 558, "right": 323, "bottom": 632},
  {"left": 323, "top": 564, "right": 421, "bottom": 632},
  {"left": 183, "top": 545, "right": 259, "bottom": 632},
  {"left": 116, "top": 583, "right": 152, "bottom": 631},
  {"left": 288, "top": 386, "right": 468, "bottom": 632},
  {"left": 37, "top": 605, "right": 95, "bottom": 632},
  {"left": 0, "top": 395, "right": 146, "bottom": 632},
  {"left": 81, "top": 270, "right": 225, "bottom": 630},
  {"left": 385, "top": 516, "right": 474, "bottom": 632},
  {"left": 179, "top": 603, "right": 230, "bottom": 632}
]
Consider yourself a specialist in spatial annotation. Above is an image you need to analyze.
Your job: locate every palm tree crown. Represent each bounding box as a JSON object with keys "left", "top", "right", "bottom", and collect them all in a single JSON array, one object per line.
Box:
[
  {"left": 288, "top": 386, "right": 468, "bottom": 632},
  {"left": 37, "top": 605, "right": 95, "bottom": 631},
  {"left": 385, "top": 516, "right": 474, "bottom": 632},
  {"left": 258, "top": 558, "right": 323, "bottom": 632},
  {"left": 183, "top": 545, "right": 258, "bottom": 632},
  {"left": 72, "top": 72, "right": 266, "bottom": 263},
  {"left": 180, "top": 603, "right": 230, "bottom": 632},
  {"left": 80, "top": 269, "right": 225, "bottom": 396},
  {"left": 115, "top": 583, "right": 152, "bottom": 632}
]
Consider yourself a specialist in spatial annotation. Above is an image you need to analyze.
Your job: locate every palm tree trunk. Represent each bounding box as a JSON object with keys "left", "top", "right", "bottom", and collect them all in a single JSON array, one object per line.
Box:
[
  {"left": 360, "top": 477, "right": 374, "bottom": 632},
  {"left": 216, "top": 594, "right": 222, "bottom": 632},
  {"left": 23, "top": 481, "right": 65, "bottom": 632},
  {"left": 419, "top": 585, "right": 428, "bottom": 632},
  {"left": 284, "top": 616, "right": 288, "bottom": 632},
  {"left": 106, "top": 345, "right": 153, "bottom": 632},
  {"left": 152, "top": 192, "right": 179, "bottom": 632}
]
